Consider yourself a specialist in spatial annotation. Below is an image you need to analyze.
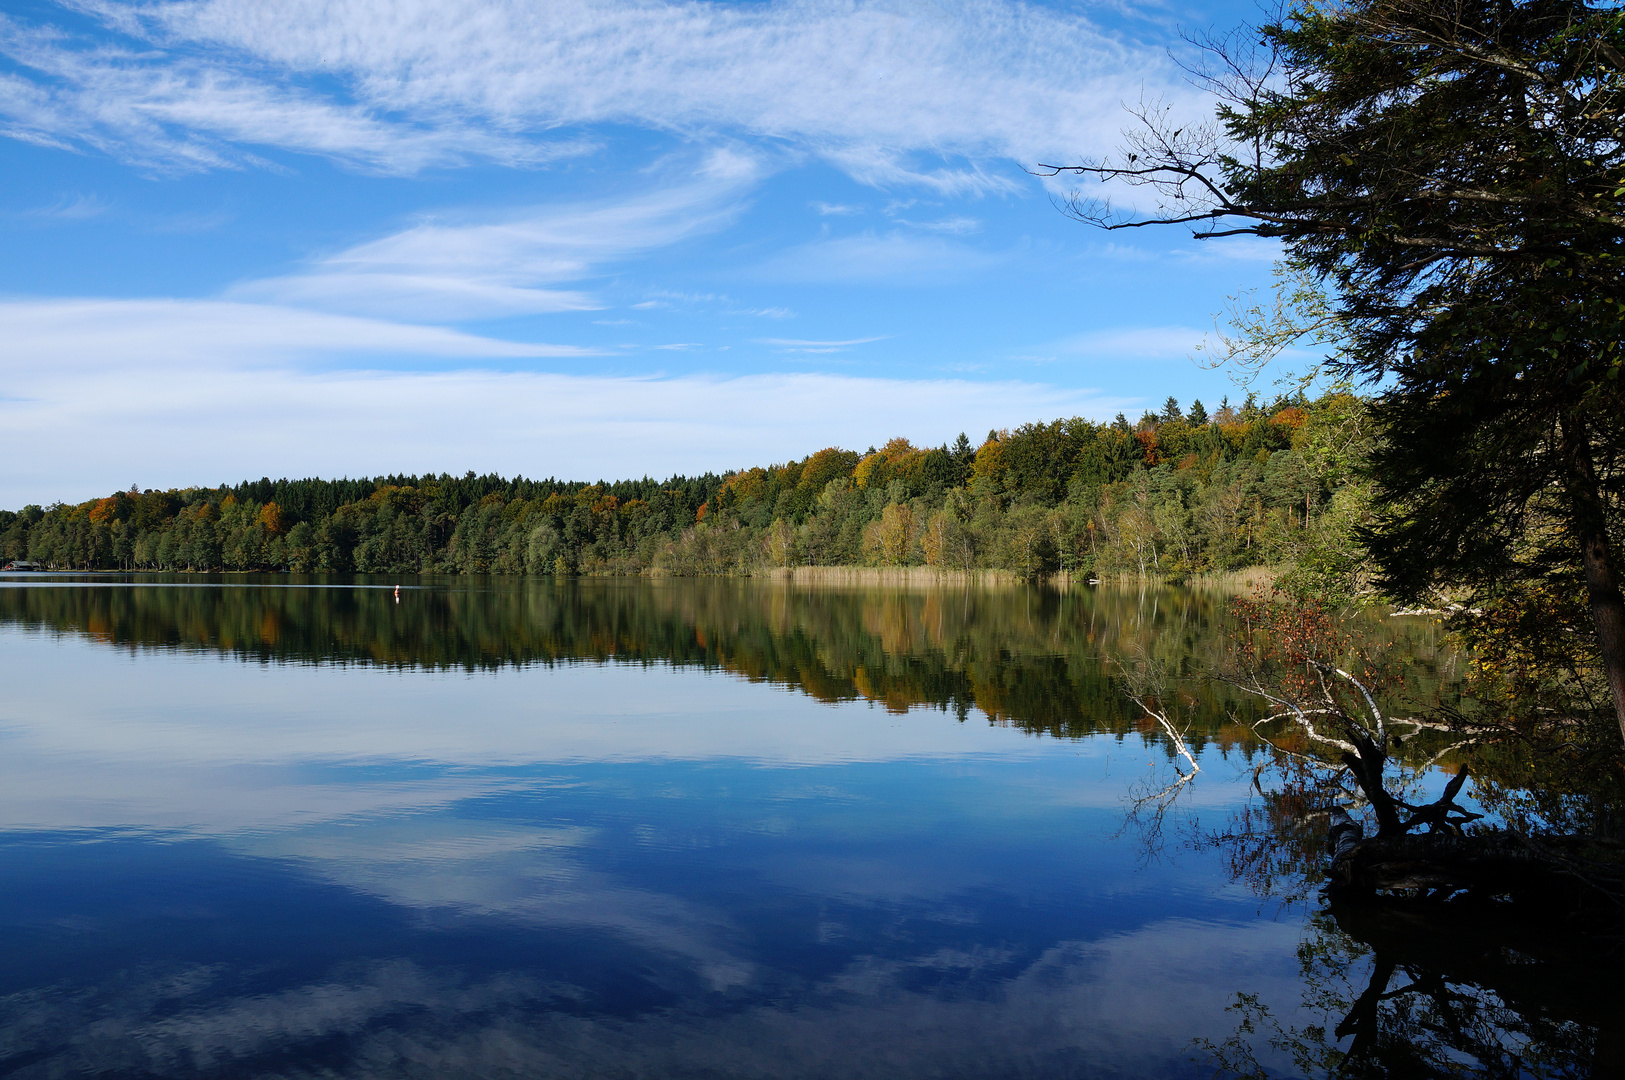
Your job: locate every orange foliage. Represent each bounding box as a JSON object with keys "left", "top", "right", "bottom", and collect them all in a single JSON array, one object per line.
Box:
[
  {"left": 257, "top": 501, "right": 288, "bottom": 535},
  {"left": 1270, "top": 406, "right": 1307, "bottom": 432},
  {"left": 798, "top": 447, "right": 859, "bottom": 493},
  {"left": 1134, "top": 429, "right": 1160, "bottom": 465}
]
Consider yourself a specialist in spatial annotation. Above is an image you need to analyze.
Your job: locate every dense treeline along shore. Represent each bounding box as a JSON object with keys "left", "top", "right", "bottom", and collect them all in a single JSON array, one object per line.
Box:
[{"left": 2, "top": 389, "right": 1369, "bottom": 586}]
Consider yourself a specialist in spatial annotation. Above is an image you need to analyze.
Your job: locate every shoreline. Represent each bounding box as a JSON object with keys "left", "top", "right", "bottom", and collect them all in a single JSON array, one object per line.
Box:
[
  {"left": 755, "top": 565, "right": 1281, "bottom": 590},
  {"left": 4, "top": 565, "right": 1286, "bottom": 590}
]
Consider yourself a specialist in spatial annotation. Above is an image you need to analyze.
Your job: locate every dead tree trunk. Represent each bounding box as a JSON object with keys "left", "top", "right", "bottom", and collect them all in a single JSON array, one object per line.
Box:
[
  {"left": 1340, "top": 733, "right": 1405, "bottom": 838},
  {"left": 1323, "top": 766, "right": 1625, "bottom": 909}
]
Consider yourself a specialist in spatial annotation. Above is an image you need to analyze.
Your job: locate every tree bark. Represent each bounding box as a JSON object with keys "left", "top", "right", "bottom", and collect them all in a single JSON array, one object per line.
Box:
[
  {"left": 1341, "top": 735, "right": 1404, "bottom": 838},
  {"left": 1561, "top": 415, "right": 1625, "bottom": 745}
]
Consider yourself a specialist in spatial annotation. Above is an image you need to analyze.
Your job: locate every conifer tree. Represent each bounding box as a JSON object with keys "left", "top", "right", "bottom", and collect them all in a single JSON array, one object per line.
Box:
[{"left": 1045, "top": 0, "right": 1625, "bottom": 738}]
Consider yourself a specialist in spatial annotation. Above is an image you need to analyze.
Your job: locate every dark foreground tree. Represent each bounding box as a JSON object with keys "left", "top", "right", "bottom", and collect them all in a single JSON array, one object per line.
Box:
[{"left": 1042, "top": 0, "right": 1625, "bottom": 739}]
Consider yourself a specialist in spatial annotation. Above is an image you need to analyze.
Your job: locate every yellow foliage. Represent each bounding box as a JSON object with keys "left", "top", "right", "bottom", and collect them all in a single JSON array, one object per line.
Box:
[
  {"left": 971, "top": 434, "right": 1006, "bottom": 480},
  {"left": 855, "top": 437, "right": 925, "bottom": 489},
  {"left": 720, "top": 466, "right": 769, "bottom": 503}
]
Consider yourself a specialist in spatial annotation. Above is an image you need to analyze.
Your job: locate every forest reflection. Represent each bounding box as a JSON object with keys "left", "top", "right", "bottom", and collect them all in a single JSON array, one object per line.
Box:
[
  {"left": 0, "top": 575, "right": 1457, "bottom": 744},
  {"left": 1204, "top": 898, "right": 1624, "bottom": 1078},
  {"left": 2, "top": 576, "right": 1607, "bottom": 1077}
]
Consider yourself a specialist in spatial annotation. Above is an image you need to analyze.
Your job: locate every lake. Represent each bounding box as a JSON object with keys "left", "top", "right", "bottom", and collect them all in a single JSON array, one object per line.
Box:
[{"left": 0, "top": 575, "right": 1596, "bottom": 1078}]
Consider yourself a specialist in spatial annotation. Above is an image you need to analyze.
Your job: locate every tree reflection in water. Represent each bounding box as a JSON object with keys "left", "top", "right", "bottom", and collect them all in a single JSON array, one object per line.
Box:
[
  {"left": 1203, "top": 898, "right": 1623, "bottom": 1078},
  {"left": 10, "top": 574, "right": 1606, "bottom": 1076},
  {"left": 0, "top": 573, "right": 1458, "bottom": 744},
  {"left": 1191, "top": 729, "right": 1624, "bottom": 1077},
  {"left": 1089, "top": 590, "right": 1625, "bottom": 1079}
]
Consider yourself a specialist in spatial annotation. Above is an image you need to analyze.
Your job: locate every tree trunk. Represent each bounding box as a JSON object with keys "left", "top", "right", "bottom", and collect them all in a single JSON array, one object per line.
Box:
[
  {"left": 1341, "top": 735, "right": 1404, "bottom": 837},
  {"left": 1561, "top": 415, "right": 1625, "bottom": 744}
]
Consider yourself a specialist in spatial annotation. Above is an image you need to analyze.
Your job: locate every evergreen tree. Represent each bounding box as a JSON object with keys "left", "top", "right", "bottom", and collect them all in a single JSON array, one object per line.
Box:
[{"left": 1049, "top": 0, "right": 1625, "bottom": 736}]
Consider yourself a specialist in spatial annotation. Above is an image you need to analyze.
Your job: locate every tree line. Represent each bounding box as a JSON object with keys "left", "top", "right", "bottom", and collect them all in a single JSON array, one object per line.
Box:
[
  {"left": 1, "top": 389, "right": 1372, "bottom": 584},
  {"left": 0, "top": 571, "right": 1462, "bottom": 748}
]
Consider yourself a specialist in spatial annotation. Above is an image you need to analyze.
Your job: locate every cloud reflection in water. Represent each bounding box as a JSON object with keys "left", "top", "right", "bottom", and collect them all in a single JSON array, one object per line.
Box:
[{"left": 0, "top": 584, "right": 1314, "bottom": 1077}]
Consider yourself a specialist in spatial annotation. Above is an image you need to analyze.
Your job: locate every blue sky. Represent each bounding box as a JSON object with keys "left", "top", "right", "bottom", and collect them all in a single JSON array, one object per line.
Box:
[{"left": 0, "top": 0, "right": 1280, "bottom": 506}]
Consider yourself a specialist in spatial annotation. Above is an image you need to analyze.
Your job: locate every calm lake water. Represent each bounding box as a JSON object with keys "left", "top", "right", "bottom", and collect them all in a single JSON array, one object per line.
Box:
[{"left": 0, "top": 574, "right": 1592, "bottom": 1079}]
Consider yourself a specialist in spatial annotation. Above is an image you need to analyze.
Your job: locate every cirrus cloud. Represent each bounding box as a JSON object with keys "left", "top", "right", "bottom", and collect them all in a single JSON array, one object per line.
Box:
[{"left": 0, "top": 0, "right": 1207, "bottom": 181}]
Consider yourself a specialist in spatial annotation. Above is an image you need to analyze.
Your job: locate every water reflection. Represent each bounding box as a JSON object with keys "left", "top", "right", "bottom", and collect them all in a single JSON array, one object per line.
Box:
[
  {"left": 1204, "top": 899, "right": 1625, "bottom": 1078},
  {"left": 0, "top": 577, "right": 1576, "bottom": 1079},
  {"left": 0, "top": 759, "right": 1303, "bottom": 1078},
  {"left": 0, "top": 574, "right": 1457, "bottom": 739}
]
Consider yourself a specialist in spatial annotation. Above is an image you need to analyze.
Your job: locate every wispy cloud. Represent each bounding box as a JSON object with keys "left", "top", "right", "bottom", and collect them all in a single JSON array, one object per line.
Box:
[
  {"left": 899, "top": 216, "right": 981, "bottom": 235},
  {"left": 0, "top": 298, "right": 589, "bottom": 368},
  {"left": 0, "top": 13, "right": 591, "bottom": 173},
  {"left": 0, "top": 0, "right": 1206, "bottom": 181},
  {"left": 228, "top": 150, "right": 760, "bottom": 321},
  {"left": 1047, "top": 326, "right": 1208, "bottom": 361},
  {"left": 755, "top": 336, "right": 887, "bottom": 354},
  {"left": 0, "top": 304, "right": 1127, "bottom": 504},
  {"left": 644, "top": 290, "right": 727, "bottom": 304},
  {"left": 756, "top": 232, "right": 1005, "bottom": 285},
  {"left": 15, "top": 191, "right": 110, "bottom": 220}
]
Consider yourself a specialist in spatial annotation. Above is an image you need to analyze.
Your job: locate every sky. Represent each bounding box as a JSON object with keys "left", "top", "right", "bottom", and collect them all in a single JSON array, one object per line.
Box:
[{"left": 0, "top": 0, "right": 1281, "bottom": 507}]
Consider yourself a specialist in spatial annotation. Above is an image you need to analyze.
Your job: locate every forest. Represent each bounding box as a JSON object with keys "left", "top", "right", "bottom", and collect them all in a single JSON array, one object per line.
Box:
[{"left": 0, "top": 388, "right": 1371, "bottom": 590}]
